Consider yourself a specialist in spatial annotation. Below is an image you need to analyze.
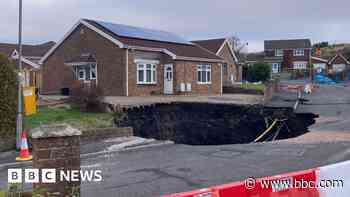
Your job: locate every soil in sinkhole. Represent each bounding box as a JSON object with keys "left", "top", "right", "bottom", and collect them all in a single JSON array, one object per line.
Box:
[{"left": 115, "top": 103, "right": 318, "bottom": 145}]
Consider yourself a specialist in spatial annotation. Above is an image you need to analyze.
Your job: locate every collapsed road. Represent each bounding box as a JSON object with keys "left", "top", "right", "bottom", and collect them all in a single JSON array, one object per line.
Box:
[{"left": 116, "top": 103, "right": 317, "bottom": 145}]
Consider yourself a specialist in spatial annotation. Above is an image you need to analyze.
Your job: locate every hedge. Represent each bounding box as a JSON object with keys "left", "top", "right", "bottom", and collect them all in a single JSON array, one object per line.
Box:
[{"left": 0, "top": 54, "right": 18, "bottom": 136}]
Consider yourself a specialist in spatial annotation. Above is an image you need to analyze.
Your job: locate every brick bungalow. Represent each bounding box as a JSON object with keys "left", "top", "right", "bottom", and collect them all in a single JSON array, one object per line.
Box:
[
  {"left": 192, "top": 38, "right": 241, "bottom": 86},
  {"left": 40, "top": 19, "right": 224, "bottom": 96},
  {"left": 0, "top": 42, "right": 55, "bottom": 89}
]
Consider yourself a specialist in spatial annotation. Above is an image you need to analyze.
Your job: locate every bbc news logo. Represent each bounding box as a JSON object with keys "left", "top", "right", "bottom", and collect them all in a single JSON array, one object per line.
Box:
[{"left": 8, "top": 169, "right": 103, "bottom": 183}]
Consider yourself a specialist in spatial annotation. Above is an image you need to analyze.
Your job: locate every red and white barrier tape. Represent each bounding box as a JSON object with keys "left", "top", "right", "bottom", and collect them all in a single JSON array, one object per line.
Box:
[{"left": 162, "top": 160, "right": 350, "bottom": 197}]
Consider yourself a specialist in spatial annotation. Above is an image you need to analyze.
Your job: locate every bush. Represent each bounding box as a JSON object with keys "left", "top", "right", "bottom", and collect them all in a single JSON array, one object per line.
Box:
[
  {"left": 71, "top": 82, "right": 104, "bottom": 113},
  {"left": 0, "top": 54, "right": 18, "bottom": 136},
  {"left": 247, "top": 62, "right": 271, "bottom": 82}
]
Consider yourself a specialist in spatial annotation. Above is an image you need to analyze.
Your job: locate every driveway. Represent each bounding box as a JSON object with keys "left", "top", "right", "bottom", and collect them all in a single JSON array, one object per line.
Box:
[{"left": 103, "top": 94, "right": 262, "bottom": 107}]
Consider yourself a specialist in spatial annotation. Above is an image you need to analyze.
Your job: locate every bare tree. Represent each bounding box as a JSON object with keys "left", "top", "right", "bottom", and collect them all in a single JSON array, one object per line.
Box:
[{"left": 228, "top": 36, "right": 248, "bottom": 55}]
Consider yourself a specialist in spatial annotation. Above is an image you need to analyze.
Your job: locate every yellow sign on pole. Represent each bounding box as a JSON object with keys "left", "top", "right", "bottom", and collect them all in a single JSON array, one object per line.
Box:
[{"left": 23, "top": 86, "right": 36, "bottom": 116}]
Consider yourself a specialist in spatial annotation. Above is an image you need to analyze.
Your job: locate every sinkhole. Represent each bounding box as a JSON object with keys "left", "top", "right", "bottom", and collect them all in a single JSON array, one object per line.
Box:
[{"left": 115, "top": 103, "right": 318, "bottom": 145}]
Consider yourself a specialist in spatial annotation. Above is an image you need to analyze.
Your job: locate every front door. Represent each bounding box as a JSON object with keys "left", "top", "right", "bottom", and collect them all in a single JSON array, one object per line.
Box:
[{"left": 164, "top": 64, "right": 173, "bottom": 94}]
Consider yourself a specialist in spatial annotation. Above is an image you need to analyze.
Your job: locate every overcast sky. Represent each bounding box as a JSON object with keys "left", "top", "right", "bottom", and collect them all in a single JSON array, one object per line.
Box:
[{"left": 1, "top": 0, "right": 350, "bottom": 52}]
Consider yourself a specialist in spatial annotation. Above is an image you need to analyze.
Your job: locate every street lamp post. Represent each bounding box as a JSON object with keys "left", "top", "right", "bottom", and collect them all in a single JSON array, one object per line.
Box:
[{"left": 16, "top": 0, "right": 23, "bottom": 149}]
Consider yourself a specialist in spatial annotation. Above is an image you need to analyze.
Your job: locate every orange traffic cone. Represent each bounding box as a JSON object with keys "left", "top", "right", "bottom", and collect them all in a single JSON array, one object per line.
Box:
[{"left": 16, "top": 131, "right": 32, "bottom": 161}]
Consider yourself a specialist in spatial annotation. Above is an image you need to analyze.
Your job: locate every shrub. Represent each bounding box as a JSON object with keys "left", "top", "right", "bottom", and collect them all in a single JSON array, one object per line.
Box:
[
  {"left": 71, "top": 82, "right": 104, "bottom": 113},
  {"left": 0, "top": 54, "right": 18, "bottom": 136},
  {"left": 247, "top": 62, "right": 271, "bottom": 82}
]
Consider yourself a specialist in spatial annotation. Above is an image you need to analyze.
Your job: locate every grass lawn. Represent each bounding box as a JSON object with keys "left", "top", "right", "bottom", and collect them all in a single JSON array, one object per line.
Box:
[
  {"left": 24, "top": 106, "right": 114, "bottom": 131},
  {"left": 240, "top": 83, "right": 265, "bottom": 92}
]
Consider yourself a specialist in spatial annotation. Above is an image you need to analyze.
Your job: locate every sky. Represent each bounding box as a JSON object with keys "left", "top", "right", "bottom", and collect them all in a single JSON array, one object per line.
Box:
[{"left": 1, "top": 0, "right": 350, "bottom": 52}]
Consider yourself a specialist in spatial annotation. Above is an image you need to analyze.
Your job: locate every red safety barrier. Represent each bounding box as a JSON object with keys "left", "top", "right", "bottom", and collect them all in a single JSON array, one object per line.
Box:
[
  {"left": 246, "top": 169, "right": 320, "bottom": 197},
  {"left": 162, "top": 181, "right": 248, "bottom": 197},
  {"left": 214, "top": 181, "right": 248, "bottom": 197},
  {"left": 162, "top": 188, "right": 219, "bottom": 197}
]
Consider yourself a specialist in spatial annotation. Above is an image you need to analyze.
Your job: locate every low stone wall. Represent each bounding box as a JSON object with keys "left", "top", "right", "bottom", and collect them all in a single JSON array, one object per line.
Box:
[
  {"left": 31, "top": 124, "right": 81, "bottom": 196},
  {"left": 0, "top": 135, "right": 16, "bottom": 152},
  {"left": 223, "top": 86, "right": 264, "bottom": 95},
  {"left": 81, "top": 127, "right": 133, "bottom": 144}
]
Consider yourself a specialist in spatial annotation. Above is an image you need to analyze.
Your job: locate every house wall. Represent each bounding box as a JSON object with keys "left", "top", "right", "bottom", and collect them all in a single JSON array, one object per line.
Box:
[
  {"left": 42, "top": 24, "right": 127, "bottom": 96},
  {"left": 127, "top": 50, "right": 173, "bottom": 96},
  {"left": 127, "top": 50, "right": 221, "bottom": 96},
  {"left": 265, "top": 49, "right": 311, "bottom": 71},
  {"left": 217, "top": 43, "right": 241, "bottom": 84},
  {"left": 174, "top": 61, "right": 221, "bottom": 95}
]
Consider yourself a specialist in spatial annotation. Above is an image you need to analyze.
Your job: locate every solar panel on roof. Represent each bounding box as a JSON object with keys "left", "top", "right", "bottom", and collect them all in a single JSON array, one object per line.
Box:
[{"left": 95, "top": 20, "right": 193, "bottom": 45}]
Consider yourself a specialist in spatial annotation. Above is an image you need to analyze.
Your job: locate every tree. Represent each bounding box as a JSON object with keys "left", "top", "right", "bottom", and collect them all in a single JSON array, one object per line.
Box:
[
  {"left": 0, "top": 54, "right": 18, "bottom": 136},
  {"left": 227, "top": 36, "right": 248, "bottom": 58},
  {"left": 313, "top": 42, "right": 329, "bottom": 49},
  {"left": 247, "top": 63, "right": 271, "bottom": 82}
]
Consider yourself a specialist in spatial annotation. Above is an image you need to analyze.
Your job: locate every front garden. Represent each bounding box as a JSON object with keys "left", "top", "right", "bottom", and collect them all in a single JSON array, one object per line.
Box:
[{"left": 24, "top": 106, "right": 114, "bottom": 132}]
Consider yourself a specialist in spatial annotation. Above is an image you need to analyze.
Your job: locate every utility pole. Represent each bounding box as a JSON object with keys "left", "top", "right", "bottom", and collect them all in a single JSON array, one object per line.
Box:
[{"left": 16, "top": 0, "right": 23, "bottom": 149}]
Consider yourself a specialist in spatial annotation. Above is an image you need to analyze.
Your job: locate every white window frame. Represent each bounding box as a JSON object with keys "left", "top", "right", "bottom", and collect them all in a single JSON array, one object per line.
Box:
[
  {"left": 136, "top": 62, "right": 157, "bottom": 85},
  {"left": 293, "top": 62, "right": 307, "bottom": 70},
  {"left": 275, "top": 49, "right": 283, "bottom": 57},
  {"left": 78, "top": 68, "right": 86, "bottom": 80},
  {"left": 197, "top": 65, "right": 212, "bottom": 84},
  {"left": 272, "top": 63, "right": 280, "bottom": 73},
  {"left": 90, "top": 64, "right": 97, "bottom": 80},
  {"left": 293, "top": 49, "right": 304, "bottom": 56}
]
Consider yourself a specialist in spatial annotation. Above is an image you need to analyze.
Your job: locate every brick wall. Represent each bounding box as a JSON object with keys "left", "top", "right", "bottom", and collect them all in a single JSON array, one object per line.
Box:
[
  {"left": 81, "top": 127, "right": 133, "bottom": 144},
  {"left": 127, "top": 50, "right": 221, "bottom": 96},
  {"left": 127, "top": 50, "right": 174, "bottom": 96},
  {"left": 32, "top": 125, "right": 81, "bottom": 196},
  {"left": 174, "top": 61, "right": 221, "bottom": 95}
]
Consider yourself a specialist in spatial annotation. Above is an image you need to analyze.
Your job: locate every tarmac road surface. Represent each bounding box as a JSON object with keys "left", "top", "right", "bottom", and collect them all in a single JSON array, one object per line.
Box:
[{"left": 1, "top": 84, "right": 350, "bottom": 197}]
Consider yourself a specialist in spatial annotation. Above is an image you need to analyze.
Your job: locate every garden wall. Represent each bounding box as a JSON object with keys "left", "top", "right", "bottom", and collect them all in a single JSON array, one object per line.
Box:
[{"left": 80, "top": 127, "right": 133, "bottom": 144}]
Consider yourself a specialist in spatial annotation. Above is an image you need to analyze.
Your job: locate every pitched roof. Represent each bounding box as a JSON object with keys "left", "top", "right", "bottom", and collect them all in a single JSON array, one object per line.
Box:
[
  {"left": 0, "top": 41, "right": 55, "bottom": 57},
  {"left": 328, "top": 53, "right": 350, "bottom": 65},
  {"left": 246, "top": 52, "right": 265, "bottom": 62},
  {"left": 192, "top": 38, "right": 226, "bottom": 53},
  {"left": 264, "top": 39, "right": 311, "bottom": 50},
  {"left": 95, "top": 20, "right": 193, "bottom": 45},
  {"left": 83, "top": 19, "right": 223, "bottom": 62}
]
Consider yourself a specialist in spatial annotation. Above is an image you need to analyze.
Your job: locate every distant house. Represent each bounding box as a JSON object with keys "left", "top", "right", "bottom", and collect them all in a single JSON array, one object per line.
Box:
[
  {"left": 0, "top": 42, "right": 55, "bottom": 89},
  {"left": 40, "top": 19, "right": 224, "bottom": 96},
  {"left": 327, "top": 54, "right": 350, "bottom": 81},
  {"left": 192, "top": 38, "right": 241, "bottom": 85},
  {"left": 264, "top": 39, "right": 312, "bottom": 75},
  {"left": 311, "top": 53, "right": 350, "bottom": 81}
]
